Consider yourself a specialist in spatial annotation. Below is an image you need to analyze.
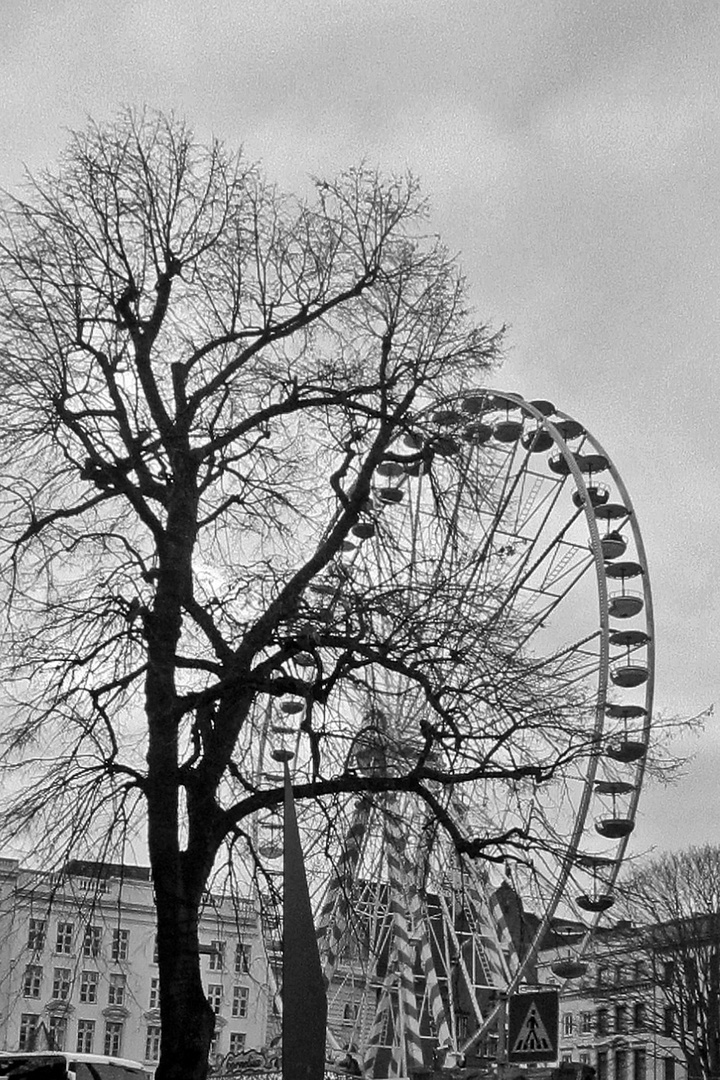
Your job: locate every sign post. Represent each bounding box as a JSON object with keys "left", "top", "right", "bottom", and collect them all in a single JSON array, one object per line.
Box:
[{"left": 507, "top": 990, "right": 559, "bottom": 1064}]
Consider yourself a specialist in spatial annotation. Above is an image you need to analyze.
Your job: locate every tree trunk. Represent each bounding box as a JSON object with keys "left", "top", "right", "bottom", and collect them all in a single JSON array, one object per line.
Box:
[
  {"left": 146, "top": 745, "right": 216, "bottom": 1079},
  {"left": 144, "top": 458, "right": 214, "bottom": 1077},
  {"left": 153, "top": 871, "right": 215, "bottom": 1080}
]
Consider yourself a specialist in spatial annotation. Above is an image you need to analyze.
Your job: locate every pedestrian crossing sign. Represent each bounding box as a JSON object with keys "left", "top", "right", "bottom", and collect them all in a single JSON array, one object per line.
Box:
[{"left": 508, "top": 990, "right": 559, "bottom": 1062}]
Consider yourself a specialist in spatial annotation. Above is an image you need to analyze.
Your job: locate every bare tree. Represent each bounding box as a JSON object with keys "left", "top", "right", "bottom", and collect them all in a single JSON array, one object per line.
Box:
[
  {"left": 0, "top": 110, "right": 611, "bottom": 1078},
  {"left": 618, "top": 846, "right": 720, "bottom": 1080}
]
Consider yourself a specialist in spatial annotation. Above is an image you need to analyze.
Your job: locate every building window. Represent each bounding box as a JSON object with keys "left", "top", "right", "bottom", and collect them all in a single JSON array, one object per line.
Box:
[
  {"left": 663, "top": 1006, "right": 674, "bottom": 1037},
  {"left": 615, "top": 964, "right": 625, "bottom": 985},
  {"left": 563, "top": 1013, "right": 574, "bottom": 1036},
  {"left": 48, "top": 1015, "right": 67, "bottom": 1051},
  {"left": 634, "top": 1002, "right": 646, "bottom": 1030},
  {"left": 229, "top": 1033, "right": 246, "bottom": 1053},
  {"left": 663, "top": 961, "right": 675, "bottom": 987},
  {"left": 344, "top": 1002, "right": 358, "bottom": 1021},
  {"left": 22, "top": 965, "right": 42, "bottom": 998},
  {"left": 149, "top": 977, "right": 160, "bottom": 1010},
  {"left": 27, "top": 919, "right": 46, "bottom": 952},
  {"left": 80, "top": 970, "right": 99, "bottom": 1004},
  {"left": 597, "top": 1051, "right": 608, "bottom": 1080},
  {"left": 596, "top": 1008, "right": 608, "bottom": 1035},
  {"left": 616, "top": 1049, "right": 628, "bottom": 1080},
  {"left": 52, "top": 968, "right": 72, "bottom": 1001},
  {"left": 209, "top": 941, "right": 225, "bottom": 971},
  {"left": 235, "top": 943, "right": 250, "bottom": 974},
  {"left": 232, "top": 985, "right": 249, "bottom": 1019},
  {"left": 634, "top": 958, "right": 648, "bottom": 982},
  {"left": 145, "top": 1025, "right": 161, "bottom": 1062},
  {"left": 579, "top": 1055, "right": 590, "bottom": 1066},
  {"left": 207, "top": 984, "right": 223, "bottom": 1014},
  {"left": 581, "top": 1012, "right": 593, "bottom": 1034},
  {"left": 77, "top": 1019, "right": 95, "bottom": 1053},
  {"left": 634, "top": 1048, "right": 647, "bottom": 1080},
  {"left": 108, "top": 973, "right": 126, "bottom": 1006},
  {"left": 111, "top": 928, "right": 129, "bottom": 962},
  {"left": 615, "top": 1004, "right": 627, "bottom": 1034},
  {"left": 83, "top": 925, "right": 102, "bottom": 958},
  {"left": 664, "top": 1059, "right": 676, "bottom": 1080},
  {"left": 104, "top": 1021, "right": 124, "bottom": 1057},
  {"left": 596, "top": 965, "right": 608, "bottom": 986},
  {"left": 55, "top": 921, "right": 73, "bottom": 955},
  {"left": 19, "top": 1014, "right": 39, "bottom": 1051}
]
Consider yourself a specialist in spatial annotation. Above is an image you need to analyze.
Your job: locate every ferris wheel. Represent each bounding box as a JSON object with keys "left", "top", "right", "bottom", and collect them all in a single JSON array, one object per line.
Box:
[{"left": 250, "top": 390, "right": 654, "bottom": 1077}]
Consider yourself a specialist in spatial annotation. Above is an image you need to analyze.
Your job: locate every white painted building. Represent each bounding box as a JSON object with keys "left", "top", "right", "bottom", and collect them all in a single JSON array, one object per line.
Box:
[
  {"left": 538, "top": 930, "right": 688, "bottom": 1080},
  {"left": 0, "top": 857, "right": 271, "bottom": 1068}
]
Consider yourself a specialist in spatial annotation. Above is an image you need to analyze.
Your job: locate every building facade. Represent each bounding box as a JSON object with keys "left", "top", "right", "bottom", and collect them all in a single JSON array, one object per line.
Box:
[
  {"left": 538, "top": 928, "right": 688, "bottom": 1080},
  {"left": 0, "top": 854, "right": 708, "bottom": 1080},
  {"left": 0, "top": 857, "right": 271, "bottom": 1068}
]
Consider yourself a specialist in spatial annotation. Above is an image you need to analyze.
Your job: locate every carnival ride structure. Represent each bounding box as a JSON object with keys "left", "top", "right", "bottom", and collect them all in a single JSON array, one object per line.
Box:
[{"left": 248, "top": 390, "right": 653, "bottom": 1078}]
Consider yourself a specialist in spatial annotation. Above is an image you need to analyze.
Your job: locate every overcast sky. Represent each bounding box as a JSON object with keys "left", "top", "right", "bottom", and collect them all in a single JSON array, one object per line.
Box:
[{"left": 2, "top": 0, "right": 719, "bottom": 857}]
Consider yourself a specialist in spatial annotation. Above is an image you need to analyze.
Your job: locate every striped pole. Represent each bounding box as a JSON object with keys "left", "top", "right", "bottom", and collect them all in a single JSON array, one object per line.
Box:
[
  {"left": 363, "top": 971, "right": 396, "bottom": 1078},
  {"left": 384, "top": 805, "right": 426, "bottom": 1075},
  {"left": 315, "top": 797, "right": 372, "bottom": 987},
  {"left": 407, "top": 888, "right": 453, "bottom": 1053},
  {"left": 392, "top": 822, "right": 453, "bottom": 1054}
]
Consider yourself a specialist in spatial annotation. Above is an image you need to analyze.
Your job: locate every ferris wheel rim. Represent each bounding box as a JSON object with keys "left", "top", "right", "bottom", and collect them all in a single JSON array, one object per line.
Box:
[{"left": 452, "top": 392, "right": 653, "bottom": 1050}]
